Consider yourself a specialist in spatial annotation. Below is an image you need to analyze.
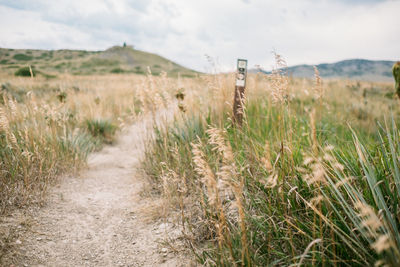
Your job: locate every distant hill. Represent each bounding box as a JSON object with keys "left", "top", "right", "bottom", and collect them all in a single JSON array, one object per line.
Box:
[
  {"left": 254, "top": 59, "right": 396, "bottom": 82},
  {"left": 0, "top": 46, "right": 198, "bottom": 77}
]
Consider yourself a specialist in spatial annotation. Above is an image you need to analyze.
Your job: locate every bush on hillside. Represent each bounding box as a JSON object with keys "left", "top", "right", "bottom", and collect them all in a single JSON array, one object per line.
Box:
[
  {"left": 110, "top": 67, "right": 125, "bottom": 74},
  {"left": 13, "top": 54, "right": 33, "bottom": 61},
  {"left": 14, "top": 66, "right": 36, "bottom": 77}
]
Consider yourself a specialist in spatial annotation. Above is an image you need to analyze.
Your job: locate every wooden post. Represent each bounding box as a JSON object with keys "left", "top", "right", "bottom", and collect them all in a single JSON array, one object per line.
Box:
[{"left": 233, "top": 59, "right": 248, "bottom": 126}]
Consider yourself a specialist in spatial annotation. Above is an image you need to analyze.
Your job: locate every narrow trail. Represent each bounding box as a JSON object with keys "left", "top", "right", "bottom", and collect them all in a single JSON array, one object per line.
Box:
[{"left": 3, "top": 112, "right": 192, "bottom": 267}]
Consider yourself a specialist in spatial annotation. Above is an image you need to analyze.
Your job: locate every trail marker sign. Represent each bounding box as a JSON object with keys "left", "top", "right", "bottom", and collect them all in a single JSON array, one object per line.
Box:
[
  {"left": 236, "top": 59, "right": 247, "bottom": 87},
  {"left": 233, "top": 59, "right": 248, "bottom": 126}
]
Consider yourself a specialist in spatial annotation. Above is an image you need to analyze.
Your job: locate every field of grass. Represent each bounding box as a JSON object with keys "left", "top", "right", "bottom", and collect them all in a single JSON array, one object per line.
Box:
[
  {"left": 1, "top": 49, "right": 399, "bottom": 266},
  {"left": 0, "top": 46, "right": 197, "bottom": 78},
  {"left": 0, "top": 71, "right": 174, "bottom": 214},
  {"left": 143, "top": 55, "right": 400, "bottom": 266}
]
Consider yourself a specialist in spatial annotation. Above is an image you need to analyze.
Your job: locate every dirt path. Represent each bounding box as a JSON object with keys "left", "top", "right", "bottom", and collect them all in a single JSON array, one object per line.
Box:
[{"left": 1, "top": 112, "right": 193, "bottom": 267}]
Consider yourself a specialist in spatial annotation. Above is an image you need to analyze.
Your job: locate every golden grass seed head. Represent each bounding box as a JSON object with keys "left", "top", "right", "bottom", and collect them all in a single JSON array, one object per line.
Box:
[
  {"left": 371, "top": 234, "right": 392, "bottom": 254},
  {"left": 191, "top": 141, "right": 219, "bottom": 206},
  {"left": 0, "top": 108, "right": 10, "bottom": 133},
  {"left": 313, "top": 66, "right": 324, "bottom": 101},
  {"left": 206, "top": 127, "right": 234, "bottom": 163}
]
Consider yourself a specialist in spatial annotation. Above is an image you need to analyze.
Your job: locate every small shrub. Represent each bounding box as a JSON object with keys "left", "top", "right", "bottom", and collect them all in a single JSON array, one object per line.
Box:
[
  {"left": 14, "top": 66, "right": 36, "bottom": 77},
  {"left": 13, "top": 54, "right": 33, "bottom": 61},
  {"left": 110, "top": 67, "right": 125, "bottom": 74},
  {"left": 85, "top": 119, "right": 117, "bottom": 144},
  {"left": 385, "top": 91, "right": 395, "bottom": 99},
  {"left": 134, "top": 66, "right": 145, "bottom": 75}
]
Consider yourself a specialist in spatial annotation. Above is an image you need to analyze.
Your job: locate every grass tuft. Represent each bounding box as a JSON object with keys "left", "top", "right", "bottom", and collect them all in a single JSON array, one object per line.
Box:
[{"left": 85, "top": 119, "right": 117, "bottom": 144}]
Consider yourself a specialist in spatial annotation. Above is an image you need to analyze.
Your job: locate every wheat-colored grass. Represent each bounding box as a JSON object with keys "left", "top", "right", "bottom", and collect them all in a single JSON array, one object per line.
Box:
[
  {"left": 0, "top": 72, "right": 175, "bottom": 213},
  {"left": 142, "top": 55, "right": 399, "bottom": 266}
]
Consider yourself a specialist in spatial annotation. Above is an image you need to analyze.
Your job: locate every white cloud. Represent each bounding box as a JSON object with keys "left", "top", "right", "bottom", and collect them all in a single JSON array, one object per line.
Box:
[
  {"left": 0, "top": 6, "right": 96, "bottom": 49},
  {"left": 0, "top": 0, "right": 398, "bottom": 72}
]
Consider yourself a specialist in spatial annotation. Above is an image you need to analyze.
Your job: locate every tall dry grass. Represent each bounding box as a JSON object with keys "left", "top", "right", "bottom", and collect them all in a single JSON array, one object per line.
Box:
[
  {"left": 143, "top": 56, "right": 400, "bottom": 266},
  {"left": 0, "top": 71, "right": 174, "bottom": 214}
]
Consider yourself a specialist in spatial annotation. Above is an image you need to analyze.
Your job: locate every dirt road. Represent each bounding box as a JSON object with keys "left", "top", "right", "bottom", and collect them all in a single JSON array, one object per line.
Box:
[{"left": 1, "top": 112, "right": 192, "bottom": 266}]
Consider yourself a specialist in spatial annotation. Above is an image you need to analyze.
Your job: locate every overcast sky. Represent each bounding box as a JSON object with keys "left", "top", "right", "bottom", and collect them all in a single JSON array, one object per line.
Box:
[{"left": 0, "top": 0, "right": 398, "bottom": 71}]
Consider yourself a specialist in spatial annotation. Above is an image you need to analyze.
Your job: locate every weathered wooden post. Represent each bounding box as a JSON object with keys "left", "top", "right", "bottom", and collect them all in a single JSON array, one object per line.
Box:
[{"left": 233, "top": 59, "right": 248, "bottom": 126}]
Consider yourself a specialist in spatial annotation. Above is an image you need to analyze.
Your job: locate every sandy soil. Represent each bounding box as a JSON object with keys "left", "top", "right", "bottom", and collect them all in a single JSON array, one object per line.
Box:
[{"left": 0, "top": 111, "right": 195, "bottom": 267}]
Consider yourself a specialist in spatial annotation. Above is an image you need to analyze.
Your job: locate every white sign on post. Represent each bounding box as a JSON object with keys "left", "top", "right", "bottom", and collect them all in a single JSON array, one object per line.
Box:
[{"left": 236, "top": 59, "right": 247, "bottom": 87}]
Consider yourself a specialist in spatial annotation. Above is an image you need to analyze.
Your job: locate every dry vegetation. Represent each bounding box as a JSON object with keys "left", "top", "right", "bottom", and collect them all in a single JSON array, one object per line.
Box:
[
  {"left": 143, "top": 55, "right": 400, "bottom": 266},
  {"left": 0, "top": 71, "right": 175, "bottom": 214},
  {"left": 0, "top": 46, "right": 197, "bottom": 77},
  {"left": 1, "top": 52, "right": 399, "bottom": 266}
]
